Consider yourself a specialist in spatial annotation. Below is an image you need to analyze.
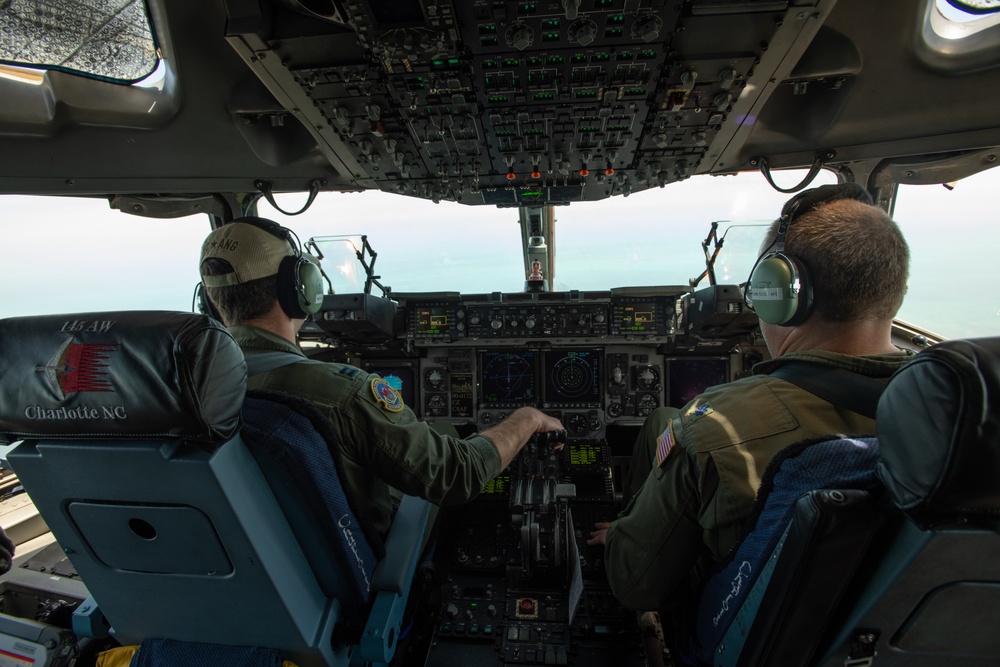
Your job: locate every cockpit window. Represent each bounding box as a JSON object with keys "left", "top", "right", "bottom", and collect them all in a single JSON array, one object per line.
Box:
[{"left": 0, "top": 0, "right": 158, "bottom": 83}]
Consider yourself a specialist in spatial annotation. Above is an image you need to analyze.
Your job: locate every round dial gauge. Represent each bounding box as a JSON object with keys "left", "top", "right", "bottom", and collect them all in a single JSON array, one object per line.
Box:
[
  {"left": 424, "top": 368, "right": 447, "bottom": 391},
  {"left": 634, "top": 366, "right": 661, "bottom": 391}
]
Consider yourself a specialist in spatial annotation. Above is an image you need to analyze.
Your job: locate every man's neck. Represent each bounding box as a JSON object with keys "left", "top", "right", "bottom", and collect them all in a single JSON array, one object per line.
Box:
[
  {"left": 238, "top": 308, "right": 301, "bottom": 345},
  {"left": 769, "top": 318, "right": 899, "bottom": 358}
]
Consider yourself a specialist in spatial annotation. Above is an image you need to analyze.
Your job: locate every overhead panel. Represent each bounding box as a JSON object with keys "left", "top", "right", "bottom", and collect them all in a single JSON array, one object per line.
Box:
[{"left": 228, "top": 0, "right": 823, "bottom": 205}]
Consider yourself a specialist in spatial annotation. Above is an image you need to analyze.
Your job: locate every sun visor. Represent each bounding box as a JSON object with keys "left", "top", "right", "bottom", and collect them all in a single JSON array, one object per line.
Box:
[
  {"left": 0, "top": 312, "right": 246, "bottom": 449},
  {"left": 876, "top": 337, "right": 1000, "bottom": 528}
]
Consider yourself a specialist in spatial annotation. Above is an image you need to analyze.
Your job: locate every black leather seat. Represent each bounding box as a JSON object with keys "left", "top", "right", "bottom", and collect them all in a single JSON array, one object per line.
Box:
[{"left": 0, "top": 312, "right": 430, "bottom": 667}]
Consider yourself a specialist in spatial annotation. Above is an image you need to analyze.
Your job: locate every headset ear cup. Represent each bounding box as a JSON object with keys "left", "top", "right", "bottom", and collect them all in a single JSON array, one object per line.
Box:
[
  {"left": 783, "top": 254, "right": 813, "bottom": 325},
  {"left": 276, "top": 255, "right": 307, "bottom": 319},
  {"left": 749, "top": 253, "right": 813, "bottom": 326},
  {"left": 276, "top": 255, "right": 324, "bottom": 318},
  {"left": 298, "top": 259, "right": 324, "bottom": 315}
]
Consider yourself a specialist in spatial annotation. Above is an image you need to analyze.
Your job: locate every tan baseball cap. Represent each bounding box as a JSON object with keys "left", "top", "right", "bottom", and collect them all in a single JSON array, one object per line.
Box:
[{"left": 199, "top": 221, "right": 295, "bottom": 287}]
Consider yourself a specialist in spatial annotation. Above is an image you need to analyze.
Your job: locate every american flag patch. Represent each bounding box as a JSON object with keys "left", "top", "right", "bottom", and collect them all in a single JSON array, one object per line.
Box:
[{"left": 656, "top": 422, "right": 675, "bottom": 467}]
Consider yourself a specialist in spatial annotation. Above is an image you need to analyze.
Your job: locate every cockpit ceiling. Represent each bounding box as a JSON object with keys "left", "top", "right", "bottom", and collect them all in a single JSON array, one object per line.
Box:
[{"left": 1, "top": 0, "right": 1000, "bottom": 205}]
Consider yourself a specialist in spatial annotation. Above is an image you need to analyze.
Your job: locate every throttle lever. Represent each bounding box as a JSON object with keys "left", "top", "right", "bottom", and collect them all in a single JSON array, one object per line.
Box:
[{"left": 530, "top": 429, "right": 568, "bottom": 446}]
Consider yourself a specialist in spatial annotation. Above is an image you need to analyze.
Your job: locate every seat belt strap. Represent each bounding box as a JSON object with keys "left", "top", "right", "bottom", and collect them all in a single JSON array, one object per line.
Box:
[
  {"left": 768, "top": 361, "right": 885, "bottom": 420},
  {"left": 244, "top": 350, "right": 305, "bottom": 378}
]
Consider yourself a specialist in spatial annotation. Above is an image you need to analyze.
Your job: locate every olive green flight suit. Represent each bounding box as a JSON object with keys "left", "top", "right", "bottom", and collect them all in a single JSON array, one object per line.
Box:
[
  {"left": 229, "top": 326, "right": 501, "bottom": 538},
  {"left": 604, "top": 349, "right": 912, "bottom": 634}
]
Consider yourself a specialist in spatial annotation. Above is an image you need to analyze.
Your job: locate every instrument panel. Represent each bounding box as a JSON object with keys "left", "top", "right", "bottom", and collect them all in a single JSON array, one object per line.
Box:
[{"left": 335, "top": 288, "right": 757, "bottom": 439}]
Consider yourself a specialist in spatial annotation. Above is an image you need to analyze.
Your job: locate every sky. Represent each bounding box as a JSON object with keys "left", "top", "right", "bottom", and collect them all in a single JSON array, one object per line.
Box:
[{"left": 1, "top": 168, "right": 998, "bottom": 339}]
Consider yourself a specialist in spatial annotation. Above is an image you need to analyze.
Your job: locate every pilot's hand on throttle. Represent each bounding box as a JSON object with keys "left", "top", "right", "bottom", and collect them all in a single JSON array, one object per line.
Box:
[
  {"left": 587, "top": 522, "right": 612, "bottom": 546},
  {"left": 537, "top": 413, "right": 566, "bottom": 450}
]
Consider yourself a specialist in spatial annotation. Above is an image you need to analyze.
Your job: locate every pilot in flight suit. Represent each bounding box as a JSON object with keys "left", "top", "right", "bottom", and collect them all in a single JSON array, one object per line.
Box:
[
  {"left": 199, "top": 218, "right": 563, "bottom": 540},
  {"left": 591, "top": 184, "right": 914, "bottom": 648},
  {"left": 604, "top": 349, "right": 910, "bottom": 635},
  {"left": 230, "top": 323, "right": 504, "bottom": 538}
]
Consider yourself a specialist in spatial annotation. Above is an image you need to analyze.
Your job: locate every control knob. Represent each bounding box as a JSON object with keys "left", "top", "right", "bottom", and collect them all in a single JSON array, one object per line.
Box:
[
  {"left": 491, "top": 318, "right": 503, "bottom": 330},
  {"left": 524, "top": 316, "right": 536, "bottom": 329}
]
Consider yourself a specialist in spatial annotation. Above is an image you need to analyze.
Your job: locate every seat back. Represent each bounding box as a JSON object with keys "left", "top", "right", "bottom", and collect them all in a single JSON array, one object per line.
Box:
[
  {"left": 816, "top": 336, "right": 1000, "bottom": 666},
  {"left": 690, "top": 436, "right": 883, "bottom": 666},
  {"left": 0, "top": 312, "right": 409, "bottom": 666}
]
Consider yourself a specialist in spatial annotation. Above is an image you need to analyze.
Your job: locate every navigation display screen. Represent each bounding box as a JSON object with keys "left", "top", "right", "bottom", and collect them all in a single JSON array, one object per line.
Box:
[
  {"left": 479, "top": 350, "right": 537, "bottom": 405},
  {"left": 667, "top": 358, "right": 729, "bottom": 408},
  {"left": 543, "top": 349, "right": 601, "bottom": 406}
]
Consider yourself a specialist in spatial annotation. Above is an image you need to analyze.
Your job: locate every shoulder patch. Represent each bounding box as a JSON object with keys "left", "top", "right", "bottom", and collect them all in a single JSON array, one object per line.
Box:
[
  {"left": 656, "top": 421, "right": 676, "bottom": 467},
  {"left": 371, "top": 376, "right": 404, "bottom": 412},
  {"left": 686, "top": 403, "right": 713, "bottom": 422}
]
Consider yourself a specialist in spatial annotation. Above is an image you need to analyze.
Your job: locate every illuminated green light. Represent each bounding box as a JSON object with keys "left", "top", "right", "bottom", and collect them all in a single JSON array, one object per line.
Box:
[
  {"left": 534, "top": 92, "right": 554, "bottom": 100},
  {"left": 519, "top": 190, "right": 544, "bottom": 197},
  {"left": 623, "top": 88, "right": 646, "bottom": 96},
  {"left": 488, "top": 95, "right": 509, "bottom": 103},
  {"left": 575, "top": 90, "right": 598, "bottom": 98},
  {"left": 594, "top": 53, "right": 610, "bottom": 61},
  {"left": 548, "top": 56, "right": 565, "bottom": 64},
  {"left": 609, "top": 14, "right": 624, "bottom": 23}
]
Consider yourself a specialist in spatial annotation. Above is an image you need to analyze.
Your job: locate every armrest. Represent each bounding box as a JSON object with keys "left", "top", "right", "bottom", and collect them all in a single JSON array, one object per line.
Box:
[
  {"left": 371, "top": 494, "right": 432, "bottom": 594},
  {"left": 361, "top": 495, "right": 432, "bottom": 666}
]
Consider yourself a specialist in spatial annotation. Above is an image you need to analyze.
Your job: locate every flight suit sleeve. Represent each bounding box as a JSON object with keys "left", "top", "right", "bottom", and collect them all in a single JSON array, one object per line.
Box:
[
  {"left": 604, "top": 430, "right": 705, "bottom": 611},
  {"left": 341, "top": 377, "right": 503, "bottom": 506}
]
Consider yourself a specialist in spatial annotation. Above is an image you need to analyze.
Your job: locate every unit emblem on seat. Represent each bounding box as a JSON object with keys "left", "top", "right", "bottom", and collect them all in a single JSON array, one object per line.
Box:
[
  {"left": 371, "top": 376, "right": 404, "bottom": 412},
  {"left": 36, "top": 336, "right": 118, "bottom": 401}
]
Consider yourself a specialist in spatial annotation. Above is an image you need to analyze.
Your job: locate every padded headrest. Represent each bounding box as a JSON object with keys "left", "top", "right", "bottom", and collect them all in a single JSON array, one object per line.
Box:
[
  {"left": 0, "top": 312, "right": 246, "bottom": 448},
  {"left": 876, "top": 337, "right": 1000, "bottom": 528}
]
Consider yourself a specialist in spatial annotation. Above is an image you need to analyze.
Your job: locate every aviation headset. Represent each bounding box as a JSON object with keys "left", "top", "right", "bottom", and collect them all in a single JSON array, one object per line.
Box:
[
  {"left": 744, "top": 182, "right": 874, "bottom": 326},
  {"left": 198, "top": 216, "right": 325, "bottom": 320}
]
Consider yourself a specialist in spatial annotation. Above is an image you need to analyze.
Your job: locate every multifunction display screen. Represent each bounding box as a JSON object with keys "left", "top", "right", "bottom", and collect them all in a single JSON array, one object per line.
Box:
[
  {"left": 479, "top": 350, "right": 537, "bottom": 405},
  {"left": 667, "top": 358, "right": 729, "bottom": 408},
  {"left": 414, "top": 306, "right": 452, "bottom": 335},
  {"left": 543, "top": 349, "right": 601, "bottom": 407}
]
